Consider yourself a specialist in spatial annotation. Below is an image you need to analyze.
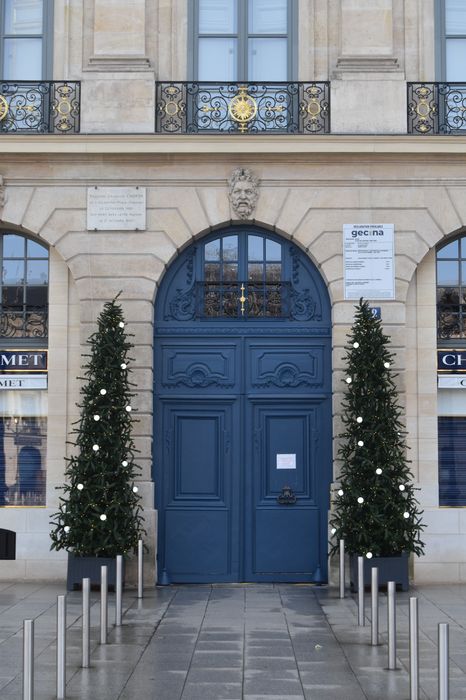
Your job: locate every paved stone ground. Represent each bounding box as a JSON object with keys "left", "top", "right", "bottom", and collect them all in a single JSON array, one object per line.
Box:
[{"left": 1, "top": 582, "right": 466, "bottom": 699}]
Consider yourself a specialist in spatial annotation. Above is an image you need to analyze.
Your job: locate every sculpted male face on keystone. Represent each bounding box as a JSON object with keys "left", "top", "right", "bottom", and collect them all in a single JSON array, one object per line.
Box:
[{"left": 229, "top": 169, "right": 259, "bottom": 219}]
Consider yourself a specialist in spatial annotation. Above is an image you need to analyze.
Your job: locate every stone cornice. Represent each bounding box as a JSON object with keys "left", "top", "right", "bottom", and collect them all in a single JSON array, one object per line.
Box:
[{"left": 1, "top": 134, "right": 466, "bottom": 156}]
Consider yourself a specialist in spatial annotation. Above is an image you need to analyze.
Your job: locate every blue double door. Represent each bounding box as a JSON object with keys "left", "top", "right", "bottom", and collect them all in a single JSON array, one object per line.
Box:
[
  {"left": 155, "top": 335, "right": 331, "bottom": 583},
  {"left": 154, "top": 226, "right": 332, "bottom": 583}
]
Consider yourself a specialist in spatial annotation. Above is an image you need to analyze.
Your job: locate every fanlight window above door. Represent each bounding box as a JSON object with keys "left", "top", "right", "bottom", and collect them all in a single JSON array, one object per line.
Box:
[
  {"left": 202, "top": 232, "right": 284, "bottom": 318},
  {"left": 160, "top": 227, "right": 324, "bottom": 325}
]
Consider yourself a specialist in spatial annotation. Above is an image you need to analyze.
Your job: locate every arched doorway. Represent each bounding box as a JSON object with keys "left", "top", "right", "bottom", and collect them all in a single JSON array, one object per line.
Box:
[{"left": 154, "top": 226, "right": 332, "bottom": 583}]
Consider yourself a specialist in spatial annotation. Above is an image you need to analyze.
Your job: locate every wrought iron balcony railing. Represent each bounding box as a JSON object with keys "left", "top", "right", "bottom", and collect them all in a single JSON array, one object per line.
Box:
[
  {"left": 155, "top": 82, "right": 330, "bottom": 134},
  {"left": 0, "top": 308, "right": 48, "bottom": 339},
  {"left": 408, "top": 82, "right": 466, "bottom": 134},
  {"left": 0, "top": 81, "right": 80, "bottom": 134}
]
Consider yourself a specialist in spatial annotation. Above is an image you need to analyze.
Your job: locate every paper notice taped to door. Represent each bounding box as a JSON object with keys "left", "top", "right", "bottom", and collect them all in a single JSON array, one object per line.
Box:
[{"left": 276, "top": 454, "right": 296, "bottom": 469}]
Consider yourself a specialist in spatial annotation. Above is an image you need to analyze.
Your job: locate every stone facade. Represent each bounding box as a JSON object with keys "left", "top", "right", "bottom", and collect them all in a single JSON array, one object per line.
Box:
[{"left": 0, "top": 0, "right": 464, "bottom": 583}]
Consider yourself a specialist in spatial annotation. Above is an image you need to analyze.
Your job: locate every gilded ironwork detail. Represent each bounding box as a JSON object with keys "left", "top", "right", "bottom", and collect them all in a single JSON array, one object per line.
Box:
[
  {"left": 0, "top": 310, "right": 48, "bottom": 339},
  {"left": 407, "top": 82, "right": 466, "bottom": 134},
  {"left": 155, "top": 82, "right": 330, "bottom": 134},
  {"left": 0, "top": 82, "right": 80, "bottom": 134},
  {"left": 0, "top": 95, "right": 8, "bottom": 121}
]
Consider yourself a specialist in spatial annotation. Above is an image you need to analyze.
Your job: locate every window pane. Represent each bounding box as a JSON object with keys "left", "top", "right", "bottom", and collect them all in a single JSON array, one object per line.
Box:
[
  {"left": 438, "top": 239, "right": 459, "bottom": 258},
  {"left": 3, "top": 37, "right": 42, "bottom": 80},
  {"left": 205, "top": 239, "right": 221, "bottom": 261},
  {"left": 223, "top": 263, "right": 238, "bottom": 281},
  {"left": 248, "top": 38, "right": 287, "bottom": 81},
  {"left": 266, "top": 239, "right": 281, "bottom": 260},
  {"left": 26, "top": 260, "right": 48, "bottom": 284},
  {"left": 2, "top": 285, "right": 24, "bottom": 307},
  {"left": 0, "top": 415, "right": 47, "bottom": 506},
  {"left": 222, "top": 236, "right": 238, "bottom": 261},
  {"left": 198, "top": 38, "right": 237, "bottom": 80},
  {"left": 446, "top": 0, "right": 466, "bottom": 35},
  {"left": 437, "top": 287, "right": 459, "bottom": 306},
  {"left": 199, "top": 0, "right": 236, "bottom": 34},
  {"left": 205, "top": 263, "right": 220, "bottom": 281},
  {"left": 249, "top": 0, "right": 287, "bottom": 34},
  {"left": 248, "top": 263, "right": 263, "bottom": 281},
  {"left": 446, "top": 39, "right": 466, "bottom": 81},
  {"left": 27, "top": 239, "right": 48, "bottom": 258},
  {"left": 266, "top": 263, "right": 281, "bottom": 282},
  {"left": 3, "top": 260, "right": 25, "bottom": 284},
  {"left": 437, "top": 260, "right": 459, "bottom": 285},
  {"left": 3, "top": 234, "right": 25, "bottom": 258},
  {"left": 25, "top": 285, "right": 47, "bottom": 306},
  {"left": 248, "top": 235, "right": 264, "bottom": 261},
  {"left": 5, "top": 0, "right": 43, "bottom": 35}
]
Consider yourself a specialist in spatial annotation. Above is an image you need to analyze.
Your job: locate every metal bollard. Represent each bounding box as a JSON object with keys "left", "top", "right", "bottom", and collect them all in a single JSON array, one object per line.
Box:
[
  {"left": 387, "top": 581, "right": 397, "bottom": 670},
  {"left": 409, "top": 597, "right": 419, "bottom": 700},
  {"left": 56, "top": 595, "right": 66, "bottom": 699},
  {"left": 357, "top": 556, "right": 365, "bottom": 626},
  {"left": 371, "top": 567, "right": 379, "bottom": 646},
  {"left": 439, "top": 623, "right": 449, "bottom": 700},
  {"left": 115, "top": 555, "right": 123, "bottom": 626},
  {"left": 339, "top": 539, "right": 345, "bottom": 599},
  {"left": 23, "top": 619, "right": 34, "bottom": 700},
  {"left": 82, "top": 578, "right": 90, "bottom": 668},
  {"left": 100, "top": 565, "right": 108, "bottom": 644},
  {"left": 138, "top": 539, "right": 144, "bottom": 599}
]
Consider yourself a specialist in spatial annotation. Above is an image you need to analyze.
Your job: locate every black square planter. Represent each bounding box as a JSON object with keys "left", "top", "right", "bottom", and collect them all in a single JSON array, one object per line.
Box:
[
  {"left": 67, "top": 553, "right": 120, "bottom": 591},
  {"left": 349, "top": 552, "right": 409, "bottom": 592}
]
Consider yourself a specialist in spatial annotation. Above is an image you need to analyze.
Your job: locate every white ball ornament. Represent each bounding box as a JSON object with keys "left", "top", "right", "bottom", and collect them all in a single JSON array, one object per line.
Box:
[
  {"left": 346, "top": 377, "right": 352, "bottom": 384},
  {"left": 121, "top": 363, "right": 127, "bottom": 370},
  {"left": 92, "top": 444, "right": 99, "bottom": 452},
  {"left": 384, "top": 362, "right": 390, "bottom": 369},
  {"left": 119, "top": 321, "right": 125, "bottom": 328},
  {"left": 100, "top": 389, "right": 107, "bottom": 396},
  {"left": 366, "top": 552, "right": 373, "bottom": 559},
  {"left": 331, "top": 527, "right": 336, "bottom": 535},
  {"left": 132, "top": 486, "right": 139, "bottom": 493},
  {"left": 93, "top": 414, "right": 100, "bottom": 421},
  {"left": 100, "top": 514, "right": 107, "bottom": 521},
  {"left": 376, "top": 468, "right": 383, "bottom": 475},
  {"left": 356, "top": 416, "right": 363, "bottom": 423},
  {"left": 64, "top": 526, "right": 70, "bottom": 533},
  {"left": 125, "top": 405, "right": 132, "bottom": 412},
  {"left": 122, "top": 460, "right": 128, "bottom": 467},
  {"left": 357, "top": 440, "right": 364, "bottom": 447},
  {"left": 403, "top": 512, "right": 410, "bottom": 519},
  {"left": 357, "top": 497, "right": 364, "bottom": 504},
  {"left": 77, "top": 483, "right": 84, "bottom": 491},
  {"left": 399, "top": 484, "right": 406, "bottom": 492},
  {"left": 353, "top": 342, "right": 359, "bottom": 348},
  {"left": 338, "top": 489, "right": 344, "bottom": 496}
]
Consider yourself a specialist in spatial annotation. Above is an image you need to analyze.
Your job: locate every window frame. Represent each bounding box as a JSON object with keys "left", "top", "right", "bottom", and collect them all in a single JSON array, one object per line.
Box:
[
  {"left": 0, "top": 0, "right": 53, "bottom": 80},
  {"left": 0, "top": 230, "right": 49, "bottom": 347},
  {"left": 436, "top": 0, "right": 466, "bottom": 81},
  {"left": 189, "top": 0, "right": 298, "bottom": 81},
  {"left": 436, "top": 232, "right": 466, "bottom": 347}
]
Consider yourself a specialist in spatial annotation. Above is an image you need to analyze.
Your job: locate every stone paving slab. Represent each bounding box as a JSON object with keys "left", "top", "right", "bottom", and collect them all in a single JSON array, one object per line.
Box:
[{"left": 1, "top": 582, "right": 466, "bottom": 698}]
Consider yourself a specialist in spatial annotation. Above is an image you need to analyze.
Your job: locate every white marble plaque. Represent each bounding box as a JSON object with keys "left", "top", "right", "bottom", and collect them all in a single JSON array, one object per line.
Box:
[{"left": 87, "top": 187, "right": 146, "bottom": 231}]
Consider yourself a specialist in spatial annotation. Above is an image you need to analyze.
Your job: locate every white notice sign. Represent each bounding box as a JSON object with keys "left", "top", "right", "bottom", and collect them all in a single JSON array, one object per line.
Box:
[
  {"left": 343, "top": 224, "right": 395, "bottom": 300},
  {"left": 0, "top": 374, "right": 47, "bottom": 390},
  {"left": 87, "top": 187, "right": 146, "bottom": 231},
  {"left": 276, "top": 454, "right": 296, "bottom": 470}
]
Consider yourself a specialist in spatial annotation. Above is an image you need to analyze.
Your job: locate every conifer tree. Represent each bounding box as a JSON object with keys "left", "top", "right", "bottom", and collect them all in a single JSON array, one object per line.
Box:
[
  {"left": 330, "top": 299, "right": 425, "bottom": 558},
  {"left": 50, "top": 298, "right": 144, "bottom": 557}
]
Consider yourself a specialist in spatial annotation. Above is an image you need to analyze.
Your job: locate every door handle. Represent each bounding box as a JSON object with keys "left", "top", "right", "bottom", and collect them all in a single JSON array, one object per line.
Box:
[{"left": 277, "top": 485, "right": 297, "bottom": 505}]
